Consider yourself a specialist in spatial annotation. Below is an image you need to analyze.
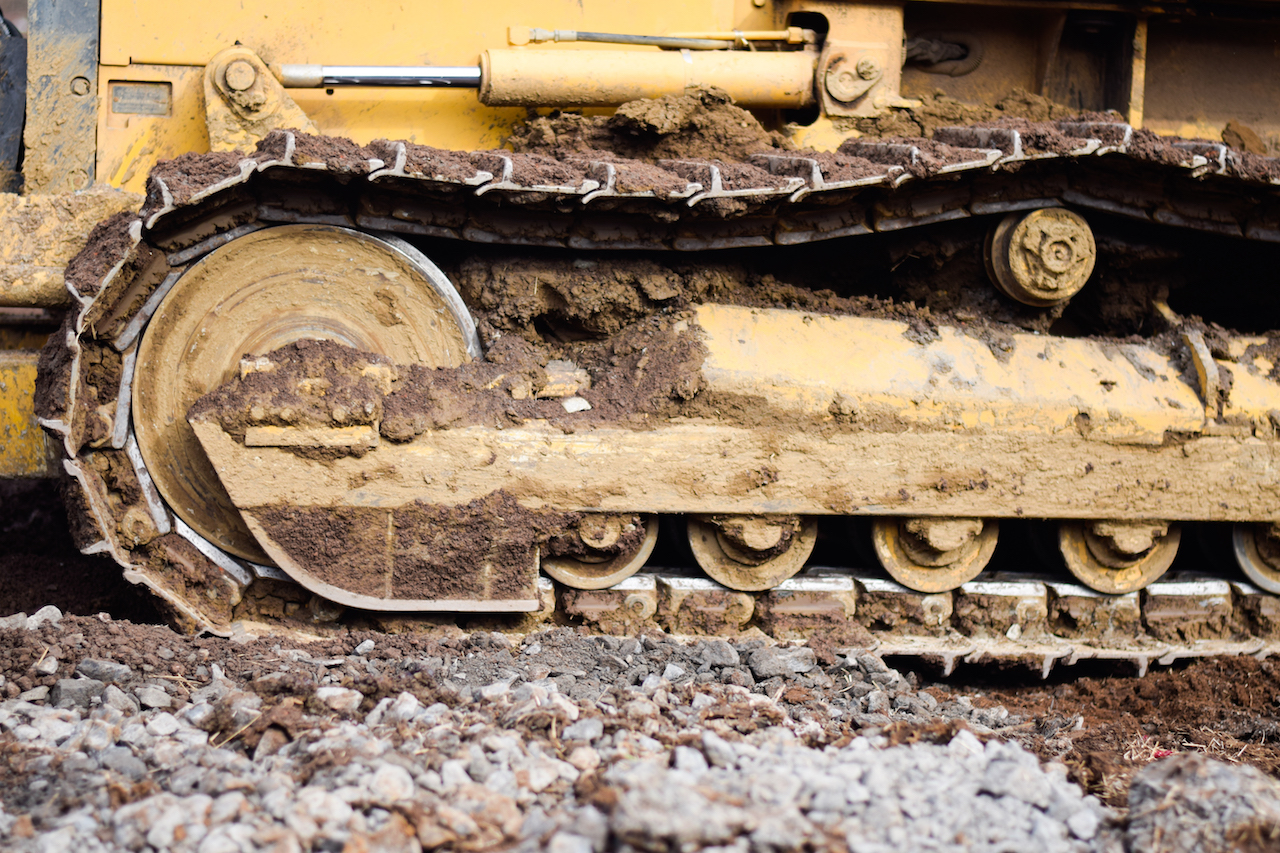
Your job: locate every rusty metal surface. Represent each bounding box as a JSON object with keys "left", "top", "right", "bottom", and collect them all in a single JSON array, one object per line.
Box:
[
  {"left": 23, "top": 0, "right": 99, "bottom": 193},
  {"left": 0, "top": 351, "right": 55, "bottom": 477},
  {"left": 0, "top": 19, "right": 26, "bottom": 193}
]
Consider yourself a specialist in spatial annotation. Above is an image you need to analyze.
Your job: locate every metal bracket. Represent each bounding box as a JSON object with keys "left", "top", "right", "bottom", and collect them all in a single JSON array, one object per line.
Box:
[
  {"left": 204, "top": 47, "right": 317, "bottom": 152},
  {"left": 1182, "top": 329, "right": 1221, "bottom": 421}
]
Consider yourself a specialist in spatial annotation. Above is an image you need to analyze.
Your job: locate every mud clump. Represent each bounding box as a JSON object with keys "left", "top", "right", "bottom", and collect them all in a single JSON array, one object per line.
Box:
[
  {"left": 194, "top": 312, "right": 707, "bottom": 444},
  {"left": 507, "top": 87, "right": 788, "bottom": 163},
  {"left": 850, "top": 88, "right": 1104, "bottom": 139},
  {"left": 190, "top": 338, "right": 395, "bottom": 449}
]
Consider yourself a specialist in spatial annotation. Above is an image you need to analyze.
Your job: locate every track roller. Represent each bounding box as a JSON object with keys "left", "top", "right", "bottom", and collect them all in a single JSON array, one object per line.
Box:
[
  {"left": 687, "top": 515, "right": 817, "bottom": 591},
  {"left": 985, "top": 207, "right": 1096, "bottom": 307},
  {"left": 1059, "top": 521, "right": 1180, "bottom": 594},
  {"left": 1233, "top": 523, "right": 1280, "bottom": 593},
  {"left": 871, "top": 517, "right": 998, "bottom": 593},
  {"left": 541, "top": 514, "right": 659, "bottom": 590}
]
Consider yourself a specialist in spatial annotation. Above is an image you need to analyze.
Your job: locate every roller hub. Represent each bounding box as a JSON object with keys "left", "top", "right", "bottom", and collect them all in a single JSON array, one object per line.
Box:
[
  {"left": 687, "top": 515, "right": 817, "bottom": 591},
  {"left": 1233, "top": 523, "right": 1280, "bottom": 593},
  {"left": 872, "top": 517, "right": 997, "bottom": 593},
  {"left": 1059, "top": 520, "right": 1180, "bottom": 593},
  {"left": 986, "top": 208, "right": 1096, "bottom": 307},
  {"left": 541, "top": 514, "right": 659, "bottom": 590}
]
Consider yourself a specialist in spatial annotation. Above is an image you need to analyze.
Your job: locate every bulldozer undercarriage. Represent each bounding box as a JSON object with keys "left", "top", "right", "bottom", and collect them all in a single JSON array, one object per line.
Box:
[{"left": 33, "top": 121, "right": 1280, "bottom": 674}]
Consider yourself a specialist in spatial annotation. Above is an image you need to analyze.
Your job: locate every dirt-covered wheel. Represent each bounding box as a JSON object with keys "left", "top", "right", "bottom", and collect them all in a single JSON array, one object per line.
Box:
[
  {"left": 686, "top": 515, "right": 817, "bottom": 592},
  {"left": 871, "top": 517, "right": 998, "bottom": 593},
  {"left": 985, "top": 207, "right": 1096, "bottom": 307},
  {"left": 35, "top": 210, "right": 482, "bottom": 631},
  {"left": 541, "top": 514, "right": 659, "bottom": 590},
  {"left": 1232, "top": 523, "right": 1280, "bottom": 593},
  {"left": 1059, "top": 521, "right": 1180, "bottom": 594},
  {"left": 132, "top": 224, "right": 480, "bottom": 562}
]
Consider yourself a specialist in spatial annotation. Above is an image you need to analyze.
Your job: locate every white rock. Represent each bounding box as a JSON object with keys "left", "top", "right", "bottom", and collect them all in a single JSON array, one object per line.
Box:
[
  {"left": 364, "top": 697, "right": 393, "bottom": 728},
  {"left": 315, "top": 686, "right": 363, "bottom": 714},
  {"left": 114, "top": 793, "right": 180, "bottom": 850},
  {"left": 385, "top": 692, "right": 422, "bottom": 725},
  {"left": 691, "top": 693, "right": 716, "bottom": 711},
  {"left": 525, "top": 758, "right": 568, "bottom": 792},
  {"left": 1067, "top": 809, "right": 1100, "bottom": 840},
  {"left": 76, "top": 718, "right": 118, "bottom": 752},
  {"left": 440, "top": 759, "right": 472, "bottom": 791},
  {"left": 17, "top": 686, "right": 48, "bottom": 703},
  {"left": 0, "top": 612, "right": 26, "bottom": 630},
  {"left": 353, "top": 639, "right": 375, "bottom": 655},
  {"left": 197, "top": 823, "right": 256, "bottom": 853},
  {"left": 369, "top": 764, "right": 416, "bottom": 803},
  {"left": 567, "top": 746, "right": 600, "bottom": 772},
  {"left": 548, "top": 832, "right": 594, "bottom": 853},
  {"left": 662, "top": 663, "right": 686, "bottom": 681},
  {"left": 562, "top": 396, "right": 592, "bottom": 413},
  {"left": 26, "top": 605, "right": 62, "bottom": 630},
  {"left": 135, "top": 686, "right": 172, "bottom": 709},
  {"left": 209, "top": 791, "right": 247, "bottom": 825},
  {"left": 34, "top": 825, "right": 76, "bottom": 853},
  {"left": 479, "top": 679, "right": 513, "bottom": 700},
  {"left": 146, "top": 712, "right": 180, "bottom": 737},
  {"left": 32, "top": 716, "right": 76, "bottom": 745},
  {"left": 147, "top": 795, "right": 211, "bottom": 849},
  {"left": 562, "top": 718, "right": 604, "bottom": 742},
  {"left": 34, "top": 655, "right": 59, "bottom": 675},
  {"left": 104, "top": 684, "right": 140, "bottom": 714}
]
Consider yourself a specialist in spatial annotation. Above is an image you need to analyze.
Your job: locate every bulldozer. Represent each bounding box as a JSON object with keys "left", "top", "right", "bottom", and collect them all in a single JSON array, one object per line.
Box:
[{"left": 4, "top": 0, "right": 1280, "bottom": 672}]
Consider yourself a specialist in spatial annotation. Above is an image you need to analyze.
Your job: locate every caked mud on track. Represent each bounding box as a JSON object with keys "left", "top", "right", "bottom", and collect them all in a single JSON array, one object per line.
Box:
[{"left": 30, "top": 87, "right": 1280, "bottom": 667}]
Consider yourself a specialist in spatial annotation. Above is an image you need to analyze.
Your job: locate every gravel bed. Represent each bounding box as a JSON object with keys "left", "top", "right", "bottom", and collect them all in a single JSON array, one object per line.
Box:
[{"left": 2, "top": 607, "right": 1277, "bottom": 852}]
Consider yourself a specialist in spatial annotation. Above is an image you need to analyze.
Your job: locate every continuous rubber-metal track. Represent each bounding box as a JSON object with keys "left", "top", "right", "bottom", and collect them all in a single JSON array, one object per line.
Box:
[{"left": 34, "top": 122, "right": 1280, "bottom": 672}]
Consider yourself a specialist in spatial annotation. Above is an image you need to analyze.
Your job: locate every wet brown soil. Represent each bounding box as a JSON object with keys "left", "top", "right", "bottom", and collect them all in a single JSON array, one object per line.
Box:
[
  {"left": 507, "top": 87, "right": 788, "bottom": 164},
  {"left": 148, "top": 151, "right": 247, "bottom": 206},
  {"left": 0, "top": 481, "right": 160, "bottom": 623},
  {"left": 978, "top": 657, "right": 1280, "bottom": 807},
  {"left": 847, "top": 87, "right": 1104, "bottom": 139}
]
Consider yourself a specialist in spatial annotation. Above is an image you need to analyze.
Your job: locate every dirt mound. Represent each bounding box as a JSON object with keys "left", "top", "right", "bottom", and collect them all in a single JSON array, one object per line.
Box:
[{"left": 507, "top": 87, "right": 789, "bottom": 163}]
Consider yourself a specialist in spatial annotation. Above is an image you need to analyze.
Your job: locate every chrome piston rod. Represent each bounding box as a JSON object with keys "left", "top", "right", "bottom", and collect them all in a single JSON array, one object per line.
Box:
[{"left": 279, "top": 65, "right": 482, "bottom": 88}]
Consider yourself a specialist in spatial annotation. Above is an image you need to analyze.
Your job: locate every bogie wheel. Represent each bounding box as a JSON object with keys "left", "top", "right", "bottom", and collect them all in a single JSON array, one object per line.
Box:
[
  {"left": 1059, "top": 521, "right": 1180, "bottom": 594},
  {"left": 542, "top": 515, "right": 660, "bottom": 590},
  {"left": 1233, "top": 523, "right": 1280, "bottom": 593},
  {"left": 133, "top": 224, "right": 481, "bottom": 562},
  {"left": 687, "top": 515, "right": 818, "bottom": 592},
  {"left": 871, "top": 517, "right": 998, "bottom": 593}
]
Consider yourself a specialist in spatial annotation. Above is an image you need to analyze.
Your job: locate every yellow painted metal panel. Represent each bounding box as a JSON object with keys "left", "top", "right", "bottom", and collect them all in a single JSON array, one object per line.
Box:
[
  {"left": 101, "top": 0, "right": 763, "bottom": 67},
  {"left": 95, "top": 1, "right": 775, "bottom": 187},
  {"left": 0, "top": 352, "right": 55, "bottom": 478},
  {"left": 96, "top": 64, "right": 211, "bottom": 193},
  {"left": 694, "top": 304, "right": 1206, "bottom": 443}
]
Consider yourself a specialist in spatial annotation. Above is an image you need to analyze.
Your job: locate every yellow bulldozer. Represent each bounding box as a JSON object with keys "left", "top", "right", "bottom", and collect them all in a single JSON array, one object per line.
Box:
[{"left": 3, "top": 0, "right": 1280, "bottom": 670}]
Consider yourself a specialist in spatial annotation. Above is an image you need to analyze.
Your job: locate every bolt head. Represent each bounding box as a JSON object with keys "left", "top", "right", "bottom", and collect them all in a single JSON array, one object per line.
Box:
[
  {"left": 69, "top": 76, "right": 90, "bottom": 96},
  {"left": 224, "top": 59, "right": 258, "bottom": 92}
]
